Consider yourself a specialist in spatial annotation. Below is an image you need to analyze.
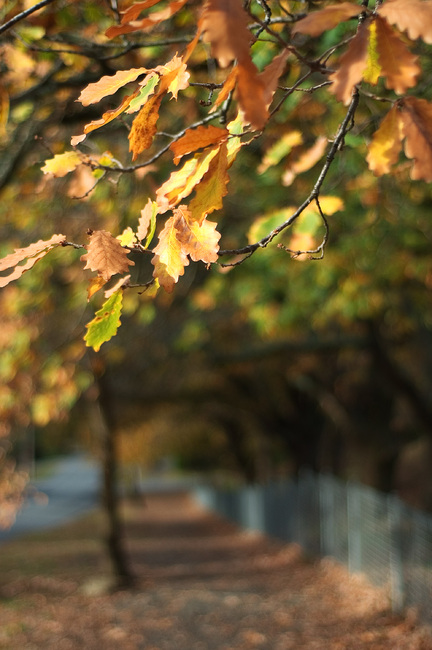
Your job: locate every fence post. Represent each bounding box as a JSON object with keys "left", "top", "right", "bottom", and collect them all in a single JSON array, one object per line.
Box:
[
  {"left": 347, "top": 481, "right": 362, "bottom": 574},
  {"left": 387, "top": 494, "right": 404, "bottom": 613}
]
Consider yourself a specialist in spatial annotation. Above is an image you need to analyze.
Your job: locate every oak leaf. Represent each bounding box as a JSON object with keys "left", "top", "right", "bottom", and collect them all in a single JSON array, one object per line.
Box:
[
  {"left": 329, "top": 19, "right": 370, "bottom": 105},
  {"left": 189, "top": 142, "right": 229, "bottom": 223},
  {"left": 152, "top": 214, "right": 190, "bottom": 283},
  {"left": 175, "top": 206, "right": 221, "bottom": 263},
  {"left": 125, "top": 73, "right": 159, "bottom": 113},
  {"left": 84, "top": 290, "right": 123, "bottom": 352},
  {"left": 401, "top": 97, "right": 432, "bottom": 182},
  {"left": 379, "top": 0, "right": 432, "bottom": 45},
  {"left": 71, "top": 90, "right": 140, "bottom": 146},
  {"left": 156, "top": 146, "right": 220, "bottom": 213},
  {"left": 200, "top": 0, "right": 252, "bottom": 68},
  {"left": 260, "top": 50, "right": 290, "bottom": 107},
  {"left": 156, "top": 54, "right": 190, "bottom": 99},
  {"left": 129, "top": 92, "right": 163, "bottom": 160},
  {"left": 87, "top": 276, "right": 107, "bottom": 301},
  {"left": 236, "top": 59, "right": 268, "bottom": 130},
  {"left": 292, "top": 2, "right": 361, "bottom": 37},
  {"left": 120, "top": 0, "right": 162, "bottom": 23},
  {"left": 41, "top": 151, "right": 82, "bottom": 177},
  {"left": 81, "top": 230, "right": 135, "bottom": 281},
  {"left": 170, "top": 125, "right": 229, "bottom": 165},
  {"left": 137, "top": 199, "right": 158, "bottom": 247},
  {"left": 106, "top": 0, "right": 188, "bottom": 38},
  {"left": 210, "top": 68, "right": 238, "bottom": 113},
  {"left": 76, "top": 68, "right": 149, "bottom": 106},
  {"left": 151, "top": 255, "right": 176, "bottom": 293},
  {"left": 0, "top": 234, "right": 66, "bottom": 288},
  {"left": 366, "top": 105, "right": 404, "bottom": 176},
  {"left": 375, "top": 16, "right": 420, "bottom": 94}
]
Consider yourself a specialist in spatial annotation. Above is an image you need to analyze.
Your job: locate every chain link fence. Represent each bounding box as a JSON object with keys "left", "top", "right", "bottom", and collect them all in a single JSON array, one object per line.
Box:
[{"left": 195, "top": 472, "right": 432, "bottom": 623}]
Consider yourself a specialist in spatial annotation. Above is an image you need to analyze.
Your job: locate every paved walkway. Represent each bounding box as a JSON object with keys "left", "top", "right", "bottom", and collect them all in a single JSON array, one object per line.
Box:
[{"left": 0, "top": 454, "right": 100, "bottom": 543}]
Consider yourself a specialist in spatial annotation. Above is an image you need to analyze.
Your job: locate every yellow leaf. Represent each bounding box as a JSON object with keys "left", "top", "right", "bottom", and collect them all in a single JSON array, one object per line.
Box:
[
  {"left": 87, "top": 276, "right": 107, "bottom": 301},
  {"left": 156, "top": 146, "right": 220, "bottom": 213},
  {"left": 41, "top": 151, "right": 82, "bottom": 177},
  {"left": 366, "top": 105, "right": 404, "bottom": 176},
  {"left": 363, "top": 20, "right": 381, "bottom": 85},
  {"left": 152, "top": 215, "right": 189, "bottom": 283},
  {"left": 157, "top": 54, "right": 190, "bottom": 99},
  {"left": 189, "top": 142, "right": 229, "bottom": 223},
  {"left": 129, "top": 93, "right": 163, "bottom": 161},
  {"left": 137, "top": 199, "right": 158, "bottom": 245},
  {"left": 117, "top": 227, "right": 137, "bottom": 247}
]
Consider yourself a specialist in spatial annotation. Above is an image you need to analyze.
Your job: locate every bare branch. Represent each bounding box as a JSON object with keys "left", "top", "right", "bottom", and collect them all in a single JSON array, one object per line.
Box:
[{"left": 0, "top": 0, "right": 57, "bottom": 36}]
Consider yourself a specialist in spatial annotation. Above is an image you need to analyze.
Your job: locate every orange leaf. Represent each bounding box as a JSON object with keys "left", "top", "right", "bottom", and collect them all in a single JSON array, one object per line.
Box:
[
  {"left": 379, "top": 0, "right": 432, "bottom": 45},
  {"left": 76, "top": 68, "right": 149, "bottom": 106},
  {"left": 71, "top": 90, "right": 140, "bottom": 145},
  {"left": 81, "top": 230, "right": 135, "bottom": 281},
  {"left": 87, "top": 276, "right": 107, "bottom": 301},
  {"left": 189, "top": 142, "right": 229, "bottom": 223},
  {"left": 128, "top": 93, "right": 163, "bottom": 161},
  {"left": 292, "top": 2, "right": 361, "bottom": 37},
  {"left": 170, "top": 125, "right": 229, "bottom": 165},
  {"left": 375, "top": 16, "right": 420, "bottom": 94},
  {"left": 106, "top": 0, "right": 188, "bottom": 38},
  {"left": 152, "top": 214, "right": 189, "bottom": 283},
  {"left": 210, "top": 67, "right": 238, "bottom": 113},
  {"left": 329, "top": 19, "right": 370, "bottom": 105},
  {"left": 260, "top": 49, "right": 290, "bottom": 107},
  {"left": 156, "top": 146, "right": 220, "bottom": 213},
  {"left": 236, "top": 59, "right": 268, "bottom": 130},
  {"left": 174, "top": 205, "right": 220, "bottom": 263},
  {"left": 200, "top": 0, "right": 252, "bottom": 68},
  {"left": 151, "top": 255, "right": 176, "bottom": 293},
  {"left": 156, "top": 54, "right": 190, "bottom": 99},
  {"left": 120, "top": 0, "right": 162, "bottom": 23},
  {"left": 366, "top": 105, "right": 404, "bottom": 176},
  {"left": 401, "top": 97, "right": 432, "bottom": 182},
  {"left": 0, "top": 234, "right": 66, "bottom": 288}
]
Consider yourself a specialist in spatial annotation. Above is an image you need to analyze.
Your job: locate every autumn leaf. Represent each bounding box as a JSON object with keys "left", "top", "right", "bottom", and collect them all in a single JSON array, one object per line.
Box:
[
  {"left": 151, "top": 255, "right": 176, "bottom": 293},
  {"left": 282, "top": 136, "right": 328, "bottom": 186},
  {"left": 260, "top": 49, "right": 290, "bottom": 107},
  {"left": 71, "top": 90, "right": 141, "bottom": 146},
  {"left": 400, "top": 97, "right": 432, "bottom": 182},
  {"left": 170, "top": 125, "right": 229, "bottom": 165},
  {"left": 84, "top": 290, "right": 123, "bottom": 351},
  {"left": 379, "top": 0, "right": 432, "bottom": 45},
  {"left": 0, "top": 234, "right": 66, "bottom": 288},
  {"left": 366, "top": 105, "right": 404, "bottom": 176},
  {"left": 292, "top": 2, "right": 361, "bottom": 37},
  {"left": 236, "top": 59, "right": 268, "bottom": 131},
  {"left": 41, "top": 151, "right": 82, "bottom": 177},
  {"left": 375, "top": 16, "right": 420, "bottom": 93},
  {"left": 106, "top": 0, "right": 188, "bottom": 38},
  {"left": 125, "top": 73, "right": 159, "bottom": 113},
  {"left": 175, "top": 206, "right": 221, "bottom": 263},
  {"left": 156, "top": 146, "right": 220, "bottom": 213},
  {"left": 258, "top": 131, "right": 303, "bottom": 174},
  {"left": 120, "top": 0, "right": 162, "bottom": 24},
  {"left": 76, "top": 68, "right": 149, "bottom": 106},
  {"left": 156, "top": 54, "right": 190, "bottom": 99},
  {"left": 129, "top": 93, "right": 163, "bottom": 160},
  {"left": 117, "top": 227, "right": 137, "bottom": 247},
  {"left": 200, "top": 0, "right": 252, "bottom": 68},
  {"left": 329, "top": 19, "right": 370, "bottom": 105},
  {"left": 137, "top": 199, "right": 158, "bottom": 247},
  {"left": 152, "top": 214, "right": 190, "bottom": 283},
  {"left": 81, "top": 230, "right": 135, "bottom": 281},
  {"left": 210, "top": 68, "right": 238, "bottom": 113},
  {"left": 104, "top": 275, "right": 131, "bottom": 298},
  {"left": 87, "top": 276, "right": 107, "bottom": 301},
  {"left": 189, "top": 142, "right": 229, "bottom": 223}
]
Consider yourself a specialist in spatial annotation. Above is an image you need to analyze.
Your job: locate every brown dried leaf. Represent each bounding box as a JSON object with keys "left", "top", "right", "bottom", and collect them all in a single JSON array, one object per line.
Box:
[
  {"left": 170, "top": 125, "right": 229, "bottom": 165},
  {"left": 401, "top": 97, "right": 432, "bottom": 181},
  {"left": 0, "top": 234, "right": 66, "bottom": 288},
  {"left": 71, "top": 90, "right": 140, "bottom": 146},
  {"left": 375, "top": 16, "right": 420, "bottom": 94},
  {"left": 120, "top": 0, "right": 162, "bottom": 23},
  {"left": 129, "top": 93, "right": 163, "bottom": 160},
  {"left": 81, "top": 230, "right": 134, "bottom": 281},
  {"left": 236, "top": 59, "right": 268, "bottom": 130},
  {"left": 200, "top": 0, "right": 252, "bottom": 68},
  {"left": 379, "top": 0, "right": 432, "bottom": 44},
  {"left": 282, "top": 136, "right": 327, "bottom": 186},
  {"left": 366, "top": 105, "right": 404, "bottom": 176},
  {"left": 329, "top": 19, "right": 370, "bottom": 105},
  {"left": 260, "top": 49, "right": 290, "bottom": 107},
  {"left": 77, "top": 68, "right": 149, "bottom": 106},
  {"left": 292, "top": 2, "right": 361, "bottom": 37},
  {"left": 104, "top": 275, "right": 131, "bottom": 299}
]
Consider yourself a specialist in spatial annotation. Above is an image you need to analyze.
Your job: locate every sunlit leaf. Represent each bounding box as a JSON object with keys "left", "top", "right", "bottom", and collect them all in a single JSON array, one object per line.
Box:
[
  {"left": 41, "top": 151, "right": 82, "bottom": 177},
  {"left": 81, "top": 230, "right": 135, "bottom": 281},
  {"left": 366, "top": 105, "right": 404, "bottom": 176},
  {"left": 84, "top": 290, "right": 123, "bottom": 352}
]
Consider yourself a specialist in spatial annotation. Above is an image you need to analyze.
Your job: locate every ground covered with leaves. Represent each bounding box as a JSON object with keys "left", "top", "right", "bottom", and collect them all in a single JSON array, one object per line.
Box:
[{"left": 0, "top": 491, "right": 431, "bottom": 650}]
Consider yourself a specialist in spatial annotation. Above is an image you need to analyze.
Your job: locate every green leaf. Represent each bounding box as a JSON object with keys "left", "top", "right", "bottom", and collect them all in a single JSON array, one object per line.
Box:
[{"left": 84, "top": 290, "right": 123, "bottom": 351}]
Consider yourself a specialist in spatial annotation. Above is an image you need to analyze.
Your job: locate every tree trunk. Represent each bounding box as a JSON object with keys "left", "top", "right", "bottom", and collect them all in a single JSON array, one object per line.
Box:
[{"left": 91, "top": 355, "right": 135, "bottom": 588}]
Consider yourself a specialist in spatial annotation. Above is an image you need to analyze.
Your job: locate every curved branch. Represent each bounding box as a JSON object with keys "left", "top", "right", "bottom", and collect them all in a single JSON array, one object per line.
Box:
[{"left": 0, "top": 0, "right": 57, "bottom": 36}]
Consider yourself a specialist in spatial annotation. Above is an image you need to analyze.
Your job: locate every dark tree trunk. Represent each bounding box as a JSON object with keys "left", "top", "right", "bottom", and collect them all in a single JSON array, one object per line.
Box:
[{"left": 91, "top": 355, "right": 135, "bottom": 588}]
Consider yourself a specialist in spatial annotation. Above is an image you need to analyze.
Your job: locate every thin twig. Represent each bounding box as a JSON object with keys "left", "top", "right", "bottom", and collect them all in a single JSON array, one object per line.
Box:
[{"left": 0, "top": 0, "right": 57, "bottom": 36}]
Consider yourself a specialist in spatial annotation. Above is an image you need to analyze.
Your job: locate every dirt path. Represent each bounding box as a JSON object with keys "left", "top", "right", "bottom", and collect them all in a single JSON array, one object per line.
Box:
[{"left": 1, "top": 491, "right": 431, "bottom": 649}]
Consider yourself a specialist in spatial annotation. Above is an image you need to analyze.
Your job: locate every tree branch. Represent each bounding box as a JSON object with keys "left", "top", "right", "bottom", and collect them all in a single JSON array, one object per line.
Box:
[{"left": 0, "top": 0, "right": 57, "bottom": 36}]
